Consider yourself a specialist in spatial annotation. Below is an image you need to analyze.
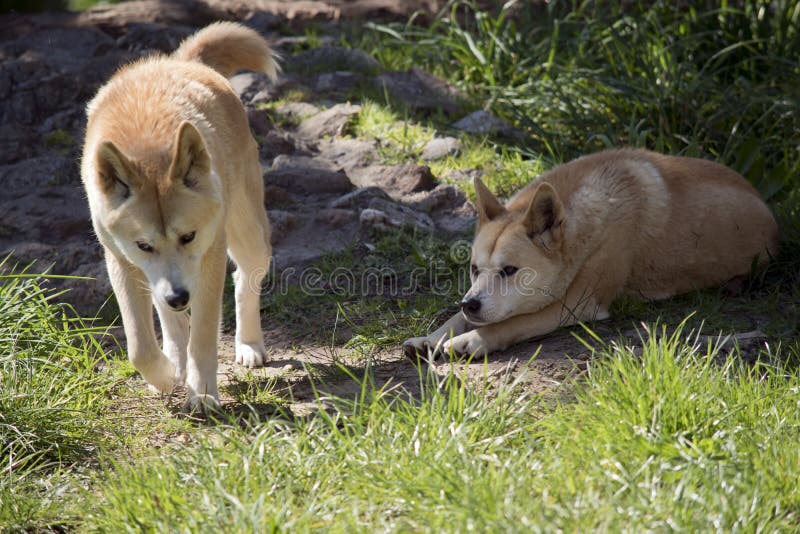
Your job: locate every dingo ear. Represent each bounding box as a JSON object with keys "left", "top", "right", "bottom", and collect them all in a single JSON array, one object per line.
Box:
[
  {"left": 96, "top": 141, "right": 137, "bottom": 200},
  {"left": 473, "top": 176, "right": 506, "bottom": 225},
  {"left": 523, "top": 182, "right": 564, "bottom": 247},
  {"left": 169, "top": 121, "right": 211, "bottom": 189}
]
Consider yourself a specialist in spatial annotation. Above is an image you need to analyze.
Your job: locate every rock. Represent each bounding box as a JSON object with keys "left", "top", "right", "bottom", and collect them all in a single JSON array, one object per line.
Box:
[
  {"left": 452, "top": 110, "right": 514, "bottom": 135},
  {"left": 258, "top": 129, "right": 298, "bottom": 160},
  {"left": 230, "top": 72, "right": 276, "bottom": 104},
  {"left": 247, "top": 108, "right": 273, "bottom": 136},
  {"left": 421, "top": 136, "right": 461, "bottom": 161},
  {"left": 263, "top": 185, "right": 293, "bottom": 207},
  {"left": 328, "top": 187, "right": 391, "bottom": 209},
  {"left": 264, "top": 155, "right": 352, "bottom": 195},
  {"left": 115, "top": 22, "right": 193, "bottom": 53},
  {"left": 442, "top": 168, "right": 484, "bottom": 184},
  {"left": 291, "top": 47, "right": 381, "bottom": 75},
  {"left": 6, "top": 26, "right": 114, "bottom": 72},
  {"left": 315, "top": 71, "right": 363, "bottom": 93},
  {"left": 274, "top": 101, "right": 321, "bottom": 121},
  {"left": 314, "top": 208, "right": 356, "bottom": 228},
  {"left": 360, "top": 198, "right": 434, "bottom": 232},
  {"left": 406, "top": 184, "right": 477, "bottom": 235},
  {"left": 297, "top": 103, "right": 360, "bottom": 140},
  {"left": 348, "top": 163, "right": 436, "bottom": 198},
  {"left": 243, "top": 11, "right": 282, "bottom": 32},
  {"left": 267, "top": 210, "right": 298, "bottom": 242},
  {"left": 0, "top": 156, "right": 80, "bottom": 191},
  {"left": 316, "top": 138, "right": 375, "bottom": 171},
  {"left": 374, "top": 68, "right": 464, "bottom": 115}
]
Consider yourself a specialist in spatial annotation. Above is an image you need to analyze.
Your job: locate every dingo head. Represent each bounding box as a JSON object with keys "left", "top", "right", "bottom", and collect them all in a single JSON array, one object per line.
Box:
[
  {"left": 91, "top": 122, "right": 222, "bottom": 311},
  {"left": 462, "top": 177, "right": 567, "bottom": 325}
]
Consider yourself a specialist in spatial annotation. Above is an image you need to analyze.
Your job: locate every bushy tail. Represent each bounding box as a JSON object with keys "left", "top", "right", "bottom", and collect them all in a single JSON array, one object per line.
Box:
[{"left": 172, "top": 22, "right": 279, "bottom": 80}]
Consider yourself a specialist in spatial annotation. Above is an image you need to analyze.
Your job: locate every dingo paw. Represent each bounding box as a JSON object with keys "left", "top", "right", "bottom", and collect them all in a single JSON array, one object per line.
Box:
[
  {"left": 134, "top": 353, "right": 177, "bottom": 394},
  {"left": 184, "top": 393, "right": 222, "bottom": 415},
  {"left": 441, "top": 331, "right": 489, "bottom": 358},
  {"left": 402, "top": 336, "right": 434, "bottom": 360},
  {"left": 235, "top": 342, "right": 267, "bottom": 368}
]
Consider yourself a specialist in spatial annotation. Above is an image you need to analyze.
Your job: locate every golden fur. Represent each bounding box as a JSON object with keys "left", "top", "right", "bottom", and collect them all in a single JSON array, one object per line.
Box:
[
  {"left": 404, "top": 148, "right": 779, "bottom": 358},
  {"left": 81, "top": 22, "right": 279, "bottom": 411}
]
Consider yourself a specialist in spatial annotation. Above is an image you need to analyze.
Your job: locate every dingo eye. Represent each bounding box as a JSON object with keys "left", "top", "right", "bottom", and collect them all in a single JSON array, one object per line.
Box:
[
  {"left": 136, "top": 241, "right": 154, "bottom": 253},
  {"left": 500, "top": 265, "right": 518, "bottom": 278},
  {"left": 179, "top": 232, "right": 196, "bottom": 245},
  {"left": 470, "top": 264, "right": 478, "bottom": 277}
]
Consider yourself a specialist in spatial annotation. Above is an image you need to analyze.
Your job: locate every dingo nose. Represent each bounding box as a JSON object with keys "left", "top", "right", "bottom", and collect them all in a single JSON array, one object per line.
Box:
[
  {"left": 165, "top": 288, "right": 190, "bottom": 310},
  {"left": 460, "top": 298, "right": 481, "bottom": 314}
]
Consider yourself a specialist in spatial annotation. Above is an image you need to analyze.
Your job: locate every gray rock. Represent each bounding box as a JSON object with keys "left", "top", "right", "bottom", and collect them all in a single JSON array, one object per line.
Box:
[
  {"left": 115, "top": 22, "right": 193, "bottom": 53},
  {"left": 267, "top": 210, "right": 299, "bottom": 243},
  {"left": 406, "top": 184, "right": 477, "bottom": 235},
  {"left": 315, "top": 71, "right": 363, "bottom": 93},
  {"left": 258, "top": 129, "right": 298, "bottom": 161},
  {"left": 314, "top": 208, "right": 356, "bottom": 228},
  {"left": 348, "top": 163, "right": 436, "bottom": 199},
  {"left": 291, "top": 47, "right": 381, "bottom": 75},
  {"left": 452, "top": 110, "right": 513, "bottom": 135},
  {"left": 297, "top": 103, "right": 361, "bottom": 140},
  {"left": 317, "top": 138, "right": 375, "bottom": 171},
  {"left": 274, "top": 102, "right": 321, "bottom": 121},
  {"left": 328, "top": 187, "right": 391, "bottom": 209},
  {"left": 247, "top": 108, "right": 273, "bottom": 136},
  {"left": 230, "top": 72, "right": 276, "bottom": 104},
  {"left": 374, "top": 68, "right": 464, "bottom": 115},
  {"left": 360, "top": 198, "right": 434, "bottom": 232},
  {"left": 264, "top": 155, "right": 352, "bottom": 195},
  {"left": 421, "top": 136, "right": 461, "bottom": 161}
]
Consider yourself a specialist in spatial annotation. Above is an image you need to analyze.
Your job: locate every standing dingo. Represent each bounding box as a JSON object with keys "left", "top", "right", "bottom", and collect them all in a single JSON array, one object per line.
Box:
[{"left": 81, "top": 23, "right": 279, "bottom": 410}]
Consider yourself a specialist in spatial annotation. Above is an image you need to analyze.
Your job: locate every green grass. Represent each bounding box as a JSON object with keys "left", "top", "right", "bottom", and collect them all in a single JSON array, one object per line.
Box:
[
  {"left": 80, "top": 322, "right": 800, "bottom": 531},
  {"left": 257, "top": 229, "right": 468, "bottom": 352}
]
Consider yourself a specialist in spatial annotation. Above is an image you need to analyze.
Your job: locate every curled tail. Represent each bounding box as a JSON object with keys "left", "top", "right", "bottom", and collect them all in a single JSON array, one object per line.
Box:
[{"left": 172, "top": 22, "right": 279, "bottom": 79}]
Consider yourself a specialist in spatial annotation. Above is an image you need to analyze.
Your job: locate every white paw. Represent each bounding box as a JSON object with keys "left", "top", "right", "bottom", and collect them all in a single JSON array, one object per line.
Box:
[
  {"left": 135, "top": 354, "right": 177, "bottom": 394},
  {"left": 402, "top": 336, "right": 432, "bottom": 359},
  {"left": 441, "top": 331, "right": 489, "bottom": 358},
  {"left": 184, "top": 393, "right": 221, "bottom": 414},
  {"left": 235, "top": 342, "right": 267, "bottom": 367}
]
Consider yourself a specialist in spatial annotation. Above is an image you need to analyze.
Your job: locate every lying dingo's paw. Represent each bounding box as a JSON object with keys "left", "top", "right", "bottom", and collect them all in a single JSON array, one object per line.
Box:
[
  {"left": 402, "top": 336, "right": 434, "bottom": 361},
  {"left": 441, "top": 331, "right": 489, "bottom": 358}
]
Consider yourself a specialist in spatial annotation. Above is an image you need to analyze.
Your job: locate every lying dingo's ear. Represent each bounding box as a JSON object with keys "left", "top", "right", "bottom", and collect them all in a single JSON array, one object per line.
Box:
[
  {"left": 523, "top": 182, "right": 564, "bottom": 248},
  {"left": 168, "top": 121, "right": 211, "bottom": 190},
  {"left": 96, "top": 141, "right": 138, "bottom": 201},
  {"left": 473, "top": 176, "right": 507, "bottom": 225}
]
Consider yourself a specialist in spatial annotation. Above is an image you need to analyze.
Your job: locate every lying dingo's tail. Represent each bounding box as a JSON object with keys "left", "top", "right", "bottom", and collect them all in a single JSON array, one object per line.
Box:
[{"left": 173, "top": 22, "right": 279, "bottom": 79}]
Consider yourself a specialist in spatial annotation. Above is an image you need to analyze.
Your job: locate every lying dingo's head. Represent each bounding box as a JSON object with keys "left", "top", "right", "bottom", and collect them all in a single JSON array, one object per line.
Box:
[
  {"left": 462, "top": 177, "right": 568, "bottom": 325},
  {"left": 89, "top": 122, "right": 222, "bottom": 311}
]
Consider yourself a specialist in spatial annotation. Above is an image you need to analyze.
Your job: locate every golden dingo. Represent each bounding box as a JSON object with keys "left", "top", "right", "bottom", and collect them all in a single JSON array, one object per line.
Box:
[
  {"left": 81, "top": 23, "right": 278, "bottom": 410},
  {"left": 404, "top": 149, "right": 778, "bottom": 358}
]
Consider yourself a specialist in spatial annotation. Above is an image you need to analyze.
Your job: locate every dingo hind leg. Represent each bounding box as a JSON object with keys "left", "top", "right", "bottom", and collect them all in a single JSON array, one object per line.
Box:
[
  {"left": 105, "top": 250, "right": 176, "bottom": 393},
  {"left": 227, "top": 179, "right": 271, "bottom": 368}
]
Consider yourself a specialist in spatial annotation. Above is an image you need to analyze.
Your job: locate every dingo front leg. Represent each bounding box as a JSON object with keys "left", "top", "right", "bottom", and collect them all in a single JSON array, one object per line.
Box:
[
  {"left": 441, "top": 291, "right": 610, "bottom": 357},
  {"left": 154, "top": 299, "right": 189, "bottom": 385},
  {"left": 402, "top": 312, "right": 470, "bottom": 360},
  {"left": 105, "top": 250, "right": 176, "bottom": 393},
  {"left": 185, "top": 241, "right": 227, "bottom": 412}
]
